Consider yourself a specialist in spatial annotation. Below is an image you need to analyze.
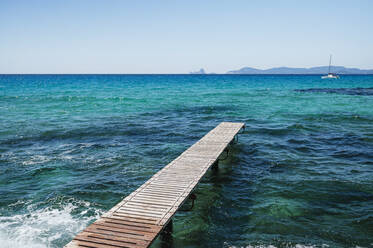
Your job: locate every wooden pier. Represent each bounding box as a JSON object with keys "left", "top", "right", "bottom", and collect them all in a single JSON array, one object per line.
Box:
[{"left": 65, "top": 122, "right": 245, "bottom": 248}]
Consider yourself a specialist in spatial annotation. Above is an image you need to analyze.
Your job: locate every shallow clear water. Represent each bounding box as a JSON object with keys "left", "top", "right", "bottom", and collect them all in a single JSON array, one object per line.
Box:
[{"left": 0, "top": 75, "right": 372, "bottom": 248}]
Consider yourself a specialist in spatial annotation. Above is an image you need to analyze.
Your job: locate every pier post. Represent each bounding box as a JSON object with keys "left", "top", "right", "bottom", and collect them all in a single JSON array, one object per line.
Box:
[
  {"left": 161, "top": 219, "right": 173, "bottom": 246},
  {"left": 212, "top": 160, "right": 219, "bottom": 170},
  {"left": 161, "top": 219, "right": 173, "bottom": 237}
]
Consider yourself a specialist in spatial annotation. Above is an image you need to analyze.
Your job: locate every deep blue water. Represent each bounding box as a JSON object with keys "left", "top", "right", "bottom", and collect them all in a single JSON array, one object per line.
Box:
[{"left": 0, "top": 75, "right": 372, "bottom": 248}]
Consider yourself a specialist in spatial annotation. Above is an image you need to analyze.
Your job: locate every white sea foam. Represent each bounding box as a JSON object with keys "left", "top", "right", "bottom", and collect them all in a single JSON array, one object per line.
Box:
[
  {"left": 21, "top": 155, "right": 51, "bottom": 165},
  {"left": 0, "top": 200, "right": 102, "bottom": 248}
]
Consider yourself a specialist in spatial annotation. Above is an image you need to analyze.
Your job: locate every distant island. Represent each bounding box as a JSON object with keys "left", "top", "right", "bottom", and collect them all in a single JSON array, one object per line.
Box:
[
  {"left": 190, "top": 68, "right": 206, "bottom": 74},
  {"left": 227, "top": 66, "right": 373, "bottom": 74}
]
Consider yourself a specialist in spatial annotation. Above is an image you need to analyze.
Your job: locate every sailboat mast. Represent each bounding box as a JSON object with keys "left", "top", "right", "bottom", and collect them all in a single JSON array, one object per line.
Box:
[
  {"left": 321, "top": 54, "right": 339, "bottom": 79},
  {"left": 328, "top": 54, "right": 332, "bottom": 74}
]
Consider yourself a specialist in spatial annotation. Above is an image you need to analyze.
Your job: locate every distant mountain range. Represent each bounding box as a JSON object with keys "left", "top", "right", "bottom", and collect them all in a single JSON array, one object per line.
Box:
[{"left": 227, "top": 66, "right": 373, "bottom": 74}]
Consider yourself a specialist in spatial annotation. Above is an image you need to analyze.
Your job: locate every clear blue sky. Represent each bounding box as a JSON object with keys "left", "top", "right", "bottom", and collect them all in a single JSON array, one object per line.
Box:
[{"left": 1, "top": 0, "right": 372, "bottom": 73}]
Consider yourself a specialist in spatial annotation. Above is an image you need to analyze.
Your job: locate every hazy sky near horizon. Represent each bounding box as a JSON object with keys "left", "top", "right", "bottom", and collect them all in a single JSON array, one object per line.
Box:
[{"left": 1, "top": 0, "right": 372, "bottom": 74}]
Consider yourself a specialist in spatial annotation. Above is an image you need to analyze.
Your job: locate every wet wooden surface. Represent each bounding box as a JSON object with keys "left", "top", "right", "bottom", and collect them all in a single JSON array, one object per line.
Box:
[{"left": 64, "top": 122, "right": 245, "bottom": 248}]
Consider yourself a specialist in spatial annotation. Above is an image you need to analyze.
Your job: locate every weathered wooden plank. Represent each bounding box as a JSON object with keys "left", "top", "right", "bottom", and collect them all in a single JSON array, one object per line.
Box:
[
  {"left": 89, "top": 223, "right": 158, "bottom": 236},
  {"left": 85, "top": 225, "right": 155, "bottom": 241},
  {"left": 103, "top": 216, "right": 158, "bottom": 225},
  {"left": 74, "top": 232, "right": 148, "bottom": 248},
  {"left": 116, "top": 209, "right": 165, "bottom": 218},
  {"left": 119, "top": 206, "right": 167, "bottom": 214},
  {"left": 112, "top": 213, "right": 159, "bottom": 221},
  {"left": 123, "top": 202, "right": 170, "bottom": 211},
  {"left": 64, "top": 122, "right": 244, "bottom": 248},
  {"left": 136, "top": 191, "right": 181, "bottom": 197},
  {"left": 130, "top": 197, "right": 175, "bottom": 205},
  {"left": 116, "top": 208, "right": 166, "bottom": 217},
  {"left": 124, "top": 199, "right": 173, "bottom": 207},
  {"left": 97, "top": 218, "right": 161, "bottom": 232},
  {"left": 132, "top": 195, "right": 177, "bottom": 201},
  {"left": 65, "top": 240, "right": 118, "bottom": 248}
]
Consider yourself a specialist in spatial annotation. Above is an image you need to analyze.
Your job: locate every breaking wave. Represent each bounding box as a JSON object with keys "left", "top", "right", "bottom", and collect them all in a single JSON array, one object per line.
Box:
[{"left": 0, "top": 200, "right": 102, "bottom": 248}]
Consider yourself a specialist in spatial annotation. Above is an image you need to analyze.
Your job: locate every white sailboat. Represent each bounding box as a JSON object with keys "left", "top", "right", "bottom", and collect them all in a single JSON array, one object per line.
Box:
[{"left": 321, "top": 55, "right": 339, "bottom": 79}]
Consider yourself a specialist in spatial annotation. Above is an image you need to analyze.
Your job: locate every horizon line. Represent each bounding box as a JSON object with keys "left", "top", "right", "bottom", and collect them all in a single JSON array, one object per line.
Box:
[{"left": 1, "top": 73, "right": 373, "bottom": 76}]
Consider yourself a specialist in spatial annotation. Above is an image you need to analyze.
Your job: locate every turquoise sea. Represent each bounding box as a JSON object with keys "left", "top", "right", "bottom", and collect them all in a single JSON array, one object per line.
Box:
[{"left": 0, "top": 75, "right": 372, "bottom": 248}]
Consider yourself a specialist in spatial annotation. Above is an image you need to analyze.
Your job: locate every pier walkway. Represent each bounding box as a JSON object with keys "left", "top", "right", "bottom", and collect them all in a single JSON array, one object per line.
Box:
[{"left": 65, "top": 122, "right": 245, "bottom": 248}]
